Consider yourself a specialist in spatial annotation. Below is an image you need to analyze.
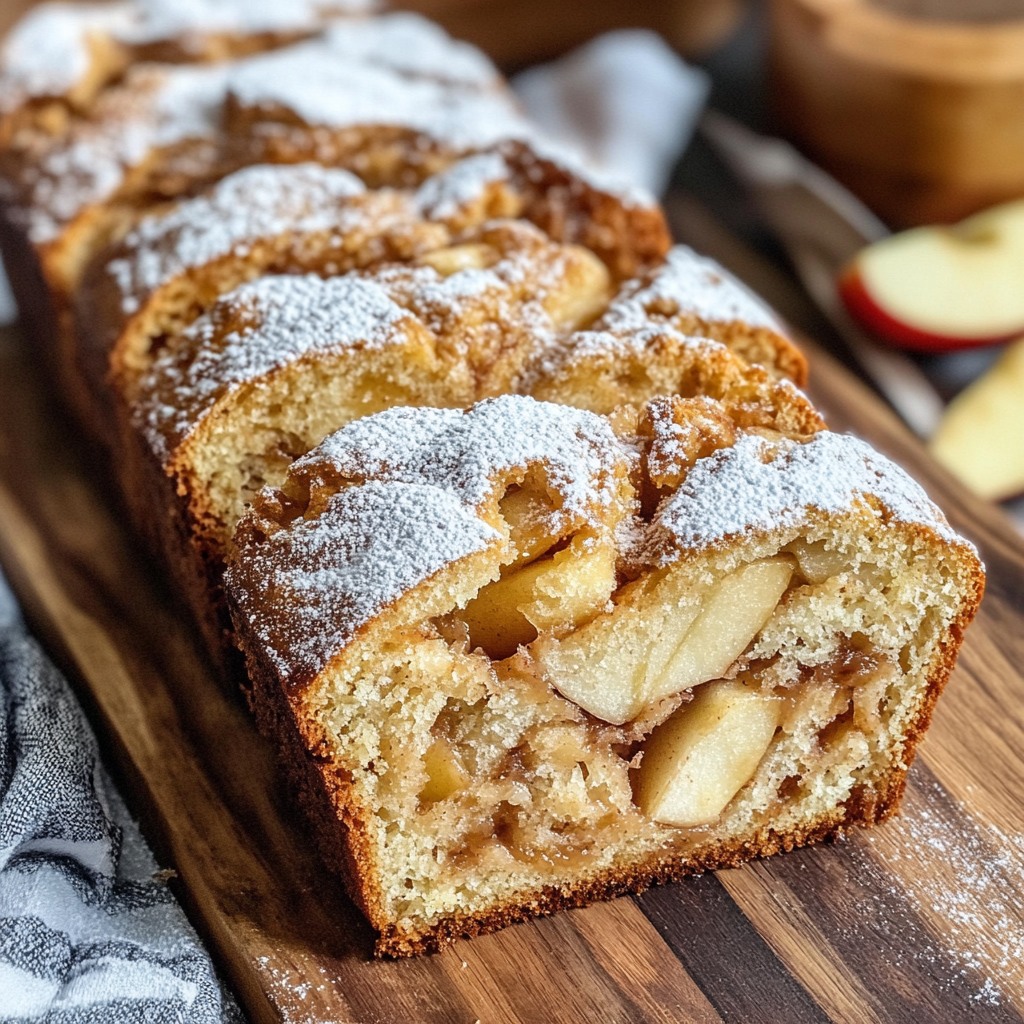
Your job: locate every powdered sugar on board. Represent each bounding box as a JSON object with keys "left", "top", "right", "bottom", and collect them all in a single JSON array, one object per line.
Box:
[
  {"left": 231, "top": 396, "right": 629, "bottom": 683},
  {"left": 138, "top": 273, "right": 413, "bottom": 456},
  {"left": 598, "top": 245, "right": 783, "bottom": 334},
  {"left": 640, "top": 430, "right": 963, "bottom": 564},
  {"left": 845, "top": 774, "right": 1024, "bottom": 1009}
]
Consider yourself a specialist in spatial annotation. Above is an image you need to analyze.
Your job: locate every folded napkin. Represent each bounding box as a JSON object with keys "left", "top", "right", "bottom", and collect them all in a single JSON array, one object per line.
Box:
[
  {"left": 0, "top": 572, "right": 241, "bottom": 1024},
  {"left": 513, "top": 30, "right": 708, "bottom": 195}
]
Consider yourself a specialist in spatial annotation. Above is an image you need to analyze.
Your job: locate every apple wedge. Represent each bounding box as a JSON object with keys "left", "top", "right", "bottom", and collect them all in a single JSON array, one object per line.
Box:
[
  {"left": 645, "top": 558, "right": 794, "bottom": 705},
  {"left": 839, "top": 199, "right": 1024, "bottom": 351},
  {"left": 929, "top": 337, "right": 1024, "bottom": 501},
  {"left": 633, "top": 679, "right": 782, "bottom": 827},
  {"left": 419, "top": 739, "right": 469, "bottom": 804},
  {"left": 531, "top": 557, "right": 793, "bottom": 725},
  {"left": 460, "top": 540, "right": 616, "bottom": 659}
]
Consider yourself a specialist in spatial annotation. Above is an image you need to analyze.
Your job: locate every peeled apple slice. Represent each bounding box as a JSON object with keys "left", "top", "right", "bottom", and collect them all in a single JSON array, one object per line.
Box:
[
  {"left": 633, "top": 679, "right": 782, "bottom": 827},
  {"left": 532, "top": 557, "right": 792, "bottom": 725}
]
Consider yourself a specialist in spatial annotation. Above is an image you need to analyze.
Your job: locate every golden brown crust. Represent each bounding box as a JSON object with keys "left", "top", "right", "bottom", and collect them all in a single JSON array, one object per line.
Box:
[
  {"left": 495, "top": 140, "right": 670, "bottom": 281},
  {"left": 595, "top": 246, "right": 809, "bottom": 385},
  {"left": 527, "top": 327, "right": 824, "bottom": 432}
]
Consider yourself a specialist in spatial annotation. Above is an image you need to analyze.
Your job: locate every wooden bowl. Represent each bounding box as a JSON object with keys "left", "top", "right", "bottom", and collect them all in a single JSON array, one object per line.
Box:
[
  {"left": 769, "top": 0, "right": 1024, "bottom": 226},
  {"left": 394, "top": 0, "right": 745, "bottom": 67}
]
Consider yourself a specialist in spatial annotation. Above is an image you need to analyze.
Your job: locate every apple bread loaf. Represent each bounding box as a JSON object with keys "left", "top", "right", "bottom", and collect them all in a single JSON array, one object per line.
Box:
[
  {"left": 0, "top": 0, "right": 984, "bottom": 960},
  {"left": 226, "top": 394, "right": 983, "bottom": 955}
]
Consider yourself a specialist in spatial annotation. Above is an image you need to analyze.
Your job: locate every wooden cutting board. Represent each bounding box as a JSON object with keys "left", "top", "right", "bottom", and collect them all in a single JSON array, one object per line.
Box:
[{"left": 0, "top": 217, "right": 1022, "bottom": 1023}]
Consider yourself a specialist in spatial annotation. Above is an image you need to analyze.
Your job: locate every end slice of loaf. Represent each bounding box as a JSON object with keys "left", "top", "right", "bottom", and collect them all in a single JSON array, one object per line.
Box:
[{"left": 226, "top": 394, "right": 983, "bottom": 956}]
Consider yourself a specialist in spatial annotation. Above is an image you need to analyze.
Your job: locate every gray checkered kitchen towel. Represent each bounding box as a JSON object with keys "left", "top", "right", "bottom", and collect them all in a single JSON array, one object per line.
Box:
[{"left": 0, "top": 571, "right": 241, "bottom": 1022}]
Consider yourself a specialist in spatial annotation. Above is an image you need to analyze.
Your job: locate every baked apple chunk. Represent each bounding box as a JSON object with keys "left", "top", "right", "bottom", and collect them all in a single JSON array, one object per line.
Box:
[
  {"left": 461, "top": 537, "right": 616, "bottom": 659},
  {"left": 530, "top": 556, "right": 794, "bottom": 725},
  {"left": 633, "top": 679, "right": 783, "bottom": 827}
]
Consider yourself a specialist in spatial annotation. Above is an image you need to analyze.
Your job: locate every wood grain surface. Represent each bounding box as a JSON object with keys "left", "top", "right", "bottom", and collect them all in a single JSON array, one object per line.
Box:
[{"left": 0, "top": 217, "right": 1022, "bottom": 1022}]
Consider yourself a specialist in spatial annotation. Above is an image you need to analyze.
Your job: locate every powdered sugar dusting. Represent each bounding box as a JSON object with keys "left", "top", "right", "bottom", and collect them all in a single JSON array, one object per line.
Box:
[
  {"left": 138, "top": 273, "right": 411, "bottom": 455},
  {"left": 120, "top": 0, "right": 376, "bottom": 44},
  {"left": 108, "top": 163, "right": 365, "bottom": 307},
  {"left": 8, "top": 7, "right": 647, "bottom": 242},
  {"left": 299, "top": 394, "right": 626, "bottom": 516},
  {"left": 522, "top": 135, "right": 654, "bottom": 211},
  {"left": 521, "top": 325, "right": 732, "bottom": 394},
  {"left": 641, "top": 431, "right": 961, "bottom": 563},
  {"left": 109, "top": 152, "right": 522, "bottom": 312},
  {"left": 414, "top": 151, "right": 512, "bottom": 221},
  {"left": 0, "top": 0, "right": 376, "bottom": 115},
  {"left": 0, "top": 3, "right": 132, "bottom": 113},
  {"left": 317, "top": 14, "right": 500, "bottom": 89},
  {"left": 233, "top": 480, "right": 498, "bottom": 684},
  {"left": 552, "top": 325, "right": 727, "bottom": 372},
  {"left": 846, "top": 775, "right": 1024, "bottom": 1009},
  {"left": 227, "top": 15, "right": 524, "bottom": 148},
  {"left": 230, "top": 55, "right": 527, "bottom": 152},
  {"left": 231, "top": 396, "right": 628, "bottom": 682},
  {"left": 147, "top": 61, "right": 231, "bottom": 144},
  {"left": 24, "top": 61, "right": 229, "bottom": 242},
  {"left": 15, "top": 11, "right": 519, "bottom": 242},
  {"left": 599, "top": 245, "right": 783, "bottom": 334}
]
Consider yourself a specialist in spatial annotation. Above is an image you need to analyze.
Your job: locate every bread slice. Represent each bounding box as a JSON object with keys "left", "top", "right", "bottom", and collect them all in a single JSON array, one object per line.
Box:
[
  {"left": 594, "top": 246, "right": 809, "bottom": 384},
  {"left": 121, "top": 220, "right": 612, "bottom": 656},
  {"left": 226, "top": 394, "right": 983, "bottom": 956},
  {"left": 77, "top": 149, "right": 666, "bottom": 424}
]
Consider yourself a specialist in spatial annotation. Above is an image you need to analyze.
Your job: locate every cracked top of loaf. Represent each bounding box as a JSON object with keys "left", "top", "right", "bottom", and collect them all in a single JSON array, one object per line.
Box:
[
  {"left": 0, "top": 7, "right": 655, "bottom": 252},
  {"left": 227, "top": 393, "right": 972, "bottom": 692},
  {"left": 229, "top": 396, "right": 634, "bottom": 685}
]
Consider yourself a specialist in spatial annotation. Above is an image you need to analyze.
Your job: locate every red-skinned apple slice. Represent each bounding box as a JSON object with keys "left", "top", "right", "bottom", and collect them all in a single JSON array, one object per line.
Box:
[{"left": 839, "top": 199, "right": 1024, "bottom": 352}]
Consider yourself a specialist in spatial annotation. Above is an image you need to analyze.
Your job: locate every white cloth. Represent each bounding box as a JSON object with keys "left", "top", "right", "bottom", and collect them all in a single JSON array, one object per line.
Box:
[{"left": 514, "top": 30, "right": 709, "bottom": 195}]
